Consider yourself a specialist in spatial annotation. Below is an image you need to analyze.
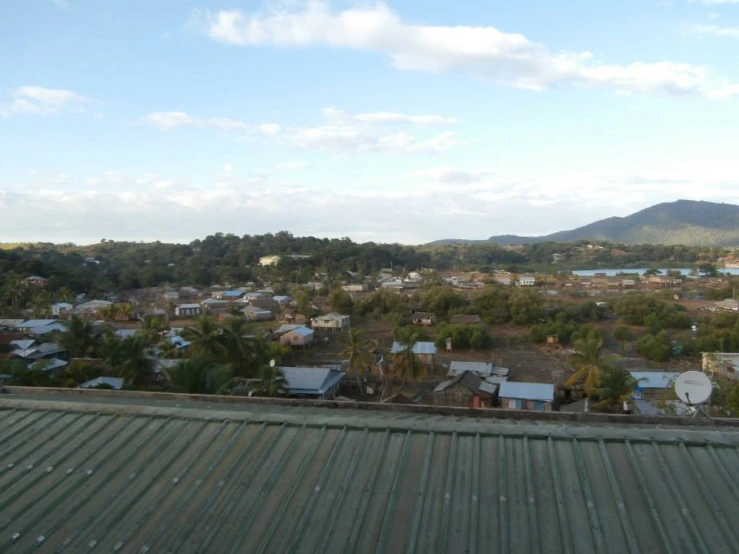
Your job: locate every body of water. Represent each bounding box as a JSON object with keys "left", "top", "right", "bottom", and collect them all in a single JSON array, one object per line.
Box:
[{"left": 571, "top": 268, "right": 739, "bottom": 277}]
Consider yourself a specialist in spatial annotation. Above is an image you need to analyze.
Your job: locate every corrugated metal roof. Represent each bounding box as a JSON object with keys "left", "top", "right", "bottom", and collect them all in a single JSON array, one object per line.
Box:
[
  {"left": 391, "top": 341, "right": 437, "bottom": 355},
  {"left": 279, "top": 366, "right": 344, "bottom": 395},
  {"left": 498, "top": 381, "right": 555, "bottom": 402},
  {"left": 78, "top": 377, "right": 124, "bottom": 390},
  {"left": 449, "top": 361, "right": 493, "bottom": 376},
  {"left": 2, "top": 393, "right": 739, "bottom": 553},
  {"left": 631, "top": 371, "right": 680, "bottom": 390},
  {"left": 10, "top": 319, "right": 57, "bottom": 329}
]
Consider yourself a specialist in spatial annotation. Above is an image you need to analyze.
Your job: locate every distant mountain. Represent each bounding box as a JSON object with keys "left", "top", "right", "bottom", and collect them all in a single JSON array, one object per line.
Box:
[{"left": 430, "top": 200, "right": 739, "bottom": 247}]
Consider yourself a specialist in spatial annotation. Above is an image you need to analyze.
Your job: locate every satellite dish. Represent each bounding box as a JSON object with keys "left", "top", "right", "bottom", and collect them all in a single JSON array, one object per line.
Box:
[
  {"left": 674, "top": 371, "right": 712, "bottom": 405},
  {"left": 269, "top": 359, "right": 276, "bottom": 368}
]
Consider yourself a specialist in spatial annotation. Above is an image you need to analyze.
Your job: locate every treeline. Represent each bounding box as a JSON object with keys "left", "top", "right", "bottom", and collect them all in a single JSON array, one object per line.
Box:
[{"left": 0, "top": 233, "right": 727, "bottom": 304}]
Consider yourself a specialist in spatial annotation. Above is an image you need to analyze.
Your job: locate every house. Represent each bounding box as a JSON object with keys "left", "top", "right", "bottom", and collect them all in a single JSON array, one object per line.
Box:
[
  {"left": 493, "top": 273, "right": 512, "bottom": 286},
  {"left": 259, "top": 255, "right": 281, "bottom": 266},
  {"left": 78, "top": 376, "right": 124, "bottom": 390},
  {"left": 50, "top": 302, "right": 74, "bottom": 317},
  {"left": 380, "top": 279, "right": 404, "bottom": 290},
  {"left": 272, "top": 295, "right": 292, "bottom": 307},
  {"left": 245, "top": 291, "right": 272, "bottom": 301},
  {"left": 497, "top": 381, "right": 554, "bottom": 411},
  {"left": 630, "top": 371, "right": 680, "bottom": 401},
  {"left": 201, "top": 298, "right": 231, "bottom": 310},
  {"left": 242, "top": 305, "right": 273, "bottom": 322},
  {"left": 23, "top": 275, "right": 48, "bottom": 287},
  {"left": 450, "top": 314, "right": 482, "bottom": 325},
  {"left": 279, "top": 366, "right": 345, "bottom": 399},
  {"left": 28, "top": 358, "right": 68, "bottom": 372},
  {"left": 175, "top": 303, "right": 201, "bottom": 318},
  {"left": 11, "top": 342, "right": 67, "bottom": 362},
  {"left": 427, "top": 371, "right": 496, "bottom": 408},
  {"left": 75, "top": 299, "right": 113, "bottom": 316},
  {"left": 0, "top": 318, "right": 24, "bottom": 331},
  {"left": 275, "top": 324, "right": 315, "bottom": 347},
  {"left": 714, "top": 299, "right": 739, "bottom": 311},
  {"left": 311, "top": 312, "right": 350, "bottom": 332},
  {"left": 163, "top": 291, "right": 180, "bottom": 302},
  {"left": 447, "top": 361, "right": 509, "bottom": 378},
  {"left": 342, "top": 283, "right": 370, "bottom": 292},
  {"left": 10, "top": 320, "right": 66, "bottom": 335},
  {"left": 178, "top": 286, "right": 200, "bottom": 298},
  {"left": 249, "top": 297, "right": 280, "bottom": 315},
  {"left": 591, "top": 273, "right": 609, "bottom": 288},
  {"left": 622, "top": 279, "right": 636, "bottom": 289},
  {"left": 390, "top": 341, "right": 437, "bottom": 366},
  {"left": 703, "top": 352, "right": 739, "bottom": 380},
  {"left": 410, "top": 312, "right": 436, "bottom": 326},
  {"left": 517, "top": 275, "right": 536, "bottom": 287},
  {"left": 213, "top": 290, "right": 245, "bottom": 300}
]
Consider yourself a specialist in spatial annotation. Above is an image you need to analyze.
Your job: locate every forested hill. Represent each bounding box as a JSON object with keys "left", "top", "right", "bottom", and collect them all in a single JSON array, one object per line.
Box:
[{"left": 433, "top": 200, "right": 739, "bottom": 247}]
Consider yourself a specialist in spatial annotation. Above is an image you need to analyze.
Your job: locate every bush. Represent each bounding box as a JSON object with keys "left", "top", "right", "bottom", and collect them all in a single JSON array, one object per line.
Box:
[
  {"left": 435, "top": 324, "right": 491, "bottom": 350},
  {"left": 635, "top": 331, "right": 672, "bottom": 362}
]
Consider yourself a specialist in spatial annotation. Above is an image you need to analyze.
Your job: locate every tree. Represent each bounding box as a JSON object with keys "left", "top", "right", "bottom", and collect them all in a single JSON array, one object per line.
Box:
[
  {"left": 106, "top": 335, "right": 154, "bottom": 388},
  {"left": 328, "top": 289, "right": 354, "bottom": 314},
  {"left": 252, "top": 365, "right": 288, "bottom": 397},
  {"left": 643, "top": 268, "right": 662, "bottom": 276},
  {"left": 183, "top": 316, "right": 226, "bottom": 359},
  {"left": 508, "top": 289, "right": 544, "bottom": 326},
  {"left": 220, "top": 317, "right": 253, "bottom": 376},
  {"left": 390, "top": 329, "right": 425, "bottom": 390},
  {"left": 341, "top": 327, "right": 370, "bottom": 392},
  {"left": 565, "top": 331, "right": 611, "bottom": 394},
  {"left": 644, "top": 313, "right": 663, "bottom": 335},
  {"left": 58, "top": 315, "right": 100, "bottom": 357},
  {"left": 165, "top": 357, "right": 234, "bottom": 394},
  {"left": 635, "top": 331, "right": 672, "bottom": 362},
  {"left": 614, "top": 325, "right": 633, "bottom": 342},
  {"left": 590, "top": 368, "right": 641, "bottom": 412},
  {"left": 698, "top": 263, "right": 719, "bottom": 278},
  {"left": 139, "top": 315, "right": 166, "bottom": 344}
]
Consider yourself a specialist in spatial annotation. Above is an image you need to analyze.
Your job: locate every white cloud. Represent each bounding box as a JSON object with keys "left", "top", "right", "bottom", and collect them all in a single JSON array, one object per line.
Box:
[
  {"left": 690, "top": 24, "right": 739, "bottom": 38},
  {"left": 323, "top": 107, "right": 456, "bottom": 125},
  {"left": 3, "top": 164, "right": 739, "bottom": 243},
  {"left": 1, "top": 85, "right": 88, "bottom": 117},
  {"left": 139, "top": 111, "right": 279, "bottom": 135},
  {"left": 288, "top": 125, "right": 459, "bottom": 153},
  {"left": 195, "top": 2, "right": 739, "bottom": 98},
  {"left": 404, "top": 167, "right": 495, "bottom": 185},
  {"left": 222, "top": 163, "right": 234, "bottom": 175},
  {"left": 277, "top": 161, "right": 311, "bottom": 169}
]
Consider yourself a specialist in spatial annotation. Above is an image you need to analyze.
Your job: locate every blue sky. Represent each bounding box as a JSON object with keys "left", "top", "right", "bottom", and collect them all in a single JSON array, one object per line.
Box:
[{"left": 2, "top": 0, "right": 739, "bottom": 244}]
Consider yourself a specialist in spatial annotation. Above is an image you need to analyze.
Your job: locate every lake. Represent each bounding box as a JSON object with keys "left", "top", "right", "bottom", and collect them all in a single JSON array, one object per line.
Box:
[{"left": 571, "top": 268, "right": 739, "bottom": 277}]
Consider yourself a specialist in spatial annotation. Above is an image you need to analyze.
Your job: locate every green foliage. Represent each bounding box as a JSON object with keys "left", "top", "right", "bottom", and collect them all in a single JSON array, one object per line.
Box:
[
  {"left": 508, "top": 288, "right": 544, "bottom": 325},
  {"left": 698, "top": 263, "right": 719, "bottom": 277},
  {"left": 590, "top": 368, "right": 640, "bottom": 412},
  {"left": 166, "top": 357, "right": 234, "bottom": 394},
  {"left": 644, "top": 313, "right": 663, "bottom": 335},
  {"left": 252, "top": 365, "right": 288, "bottom": 397},
  {"left": 327, "top": 289, "right": 354, "bottom": 314},
  {"left": 435, "top": 324, "right": 491, "bottom": 350},
  {"left": 414, "top": 286, "right": 469, "bottom": 318},
  {"left": 710, "top": 378, "right": 739, "bottom": 417},
  {"left": 609, "top": 293, "right": 692, "bottom": 329},
  {"left": 635, "top": 331, "right": 673, "bottom": 362},
  {"left": 614, "top": 325, "right": 634, "bottom": 342}
]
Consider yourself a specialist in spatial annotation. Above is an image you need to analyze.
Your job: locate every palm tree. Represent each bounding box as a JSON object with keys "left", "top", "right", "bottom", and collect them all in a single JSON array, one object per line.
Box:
[
  {"left": 140, "top": 315, "right": 165, "bottom": 344},
  {"left": 565, "top": 333, "right": 613, "bottom": 394},
  {"left": 58, "top": 315, "right": 100, "bottom": 358},
  {"left": 182, "top": 316, "right": 226, "bottom": 360},
  {"left": 341, "top": 327, "right": 369, "bottom": 392},
  {"left": 252, "top": 365, "right": 288, "bottom": 397},
  {"left": 107, "top": 335, "right": 154, "bottom": 388},
  {"left": 57, "top": 286, "right": 74, "bottom": 303},
  {"left": 590, "top": 368, "right": 641, "bottom": 412},
  {"left": 220, "top": 317, "right": 253, "bottom": 375},
  {"left": 164, "top": 357, "right": 234, "bottom": 394},
  {"left": 390, "top": 330, "right": 425, "bottom": 390}
]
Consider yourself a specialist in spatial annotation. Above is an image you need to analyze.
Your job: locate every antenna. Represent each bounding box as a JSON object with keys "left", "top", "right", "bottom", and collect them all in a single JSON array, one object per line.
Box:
[{"left": 674, "top": 371, "right": 713, "bottom": 418}]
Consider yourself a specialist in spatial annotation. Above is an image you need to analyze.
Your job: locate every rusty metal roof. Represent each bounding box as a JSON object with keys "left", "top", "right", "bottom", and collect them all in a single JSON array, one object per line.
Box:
[{"left": 1, "top": 392, "right": 739, "bottom": 553}]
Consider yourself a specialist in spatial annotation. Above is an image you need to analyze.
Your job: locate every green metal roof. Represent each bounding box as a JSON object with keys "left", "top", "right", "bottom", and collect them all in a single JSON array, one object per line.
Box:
[{"left": 1, "top": 392, "right": 739, "bottom": 553}]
